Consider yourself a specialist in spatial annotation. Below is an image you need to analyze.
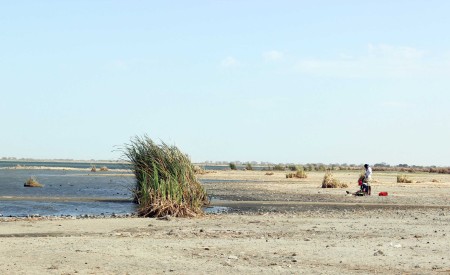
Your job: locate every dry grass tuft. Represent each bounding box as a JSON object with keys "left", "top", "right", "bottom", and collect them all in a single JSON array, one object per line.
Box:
[
  {"left": 431, "top": 179, "right": 440, "bottom": 183},
  {"left": 265, "top": 172, "right": 274, "bottom": 176},
  {"left": 286, "top": 167, "right": 307, "bottom": 179},
  {"left": 295, "top": 168, "right": 307, "bottom": 179},
  {"left": 91, "top": 165, "right": 97, "bottom": 172},
  {"left": 24, "top": 176, "right": 43, "bottom": 187},
  {"left": 322, "top": 172, "right": 348, "bottom": 188},
  {"left": 397, "top": 174, "right": 412, "bottom": 183},
  {"left": 99, "top": 166, "right": 109, "bottom": 171},
  {"left": 194, "top": 166, "right": 207, "bottom": 175}
]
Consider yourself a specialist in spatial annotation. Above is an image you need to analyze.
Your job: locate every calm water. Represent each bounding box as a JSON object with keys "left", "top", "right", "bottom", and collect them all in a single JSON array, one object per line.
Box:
[
  {"left": 0, "top": 160, "right": 129, "bottom": 170},
  {"left": 0, "top": 168, "right": 136, "bottom": 217},
  {"left": 0, "top": 163, "right": 232, "bottom": 217},
  {"left": 0, "top": 161, "right": 265, "bottom": 171}
]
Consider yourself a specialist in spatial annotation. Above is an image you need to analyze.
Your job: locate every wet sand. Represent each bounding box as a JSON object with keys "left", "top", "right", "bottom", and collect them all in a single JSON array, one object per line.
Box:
[{"left": 1, "top": 170, "right": 449, "bottom": 274}]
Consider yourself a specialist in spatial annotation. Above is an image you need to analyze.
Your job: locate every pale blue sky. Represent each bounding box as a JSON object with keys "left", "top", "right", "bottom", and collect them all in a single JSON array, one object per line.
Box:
[{"left": 1, "top": 1, "right": 449, "bottom": 166}]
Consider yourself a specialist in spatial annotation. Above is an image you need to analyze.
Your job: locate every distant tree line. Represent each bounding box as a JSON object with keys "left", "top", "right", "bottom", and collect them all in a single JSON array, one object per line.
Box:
[{"left": 226, "top": 162, "right": 450, "bottom": 174}]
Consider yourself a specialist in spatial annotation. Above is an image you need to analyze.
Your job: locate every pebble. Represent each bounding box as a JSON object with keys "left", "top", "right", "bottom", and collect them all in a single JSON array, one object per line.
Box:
[{"left": 374, "top": 250, "right": 385, "bottom": 256}]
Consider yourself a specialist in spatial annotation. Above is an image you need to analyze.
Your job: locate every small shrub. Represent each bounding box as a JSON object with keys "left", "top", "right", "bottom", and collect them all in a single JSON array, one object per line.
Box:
[
  {"left": 194, "top": 166, "right": 206, "bottom": 175},
  {"left": 286, "top": 167, "right": 308, "bottom": 179},
  {"left": 229, "top": 163, "right": 237, "bottom": 170},
  {"left": 245, "top": 163, "right": 253, "bottom": 171},
  {"left": 265, "top": 172, "right": 274, "bottom": 176},
  {"left": 91, "top": 165, "right": 97, "bottom": 172},
  {"left": 322, "top": 172, "right": 348, "bottom": 188},
  {"left": 295, "top": 167, "right": 307, "bottom": 178},
  {"left": 24, "top": 177, "right": 43, "bottom": 187},
  {"left": 397, "top": 174, "right": 412, "bottom": 183},
  {"left": 431, "top": 179, "right": 440, "bottom": 183},
  {"left": 100, "top": 166, "right": 109, "bottom": 171},
  {"left": 288, "top": 165, "right": 297, "bottom": 171}
]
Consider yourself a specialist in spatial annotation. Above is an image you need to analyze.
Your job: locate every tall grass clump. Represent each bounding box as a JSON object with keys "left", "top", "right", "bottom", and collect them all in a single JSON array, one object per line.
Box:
[
  {"left": 229, "top": 162, "right": 237, "bottom": 170},
  {"left": 322, "top": 171, "right": 348, "bottom": 188},
  {"left": 123, "top": 135, "right": 209, "bottom": 217},
  {"left": 245, "top": 163, "right": 253, "bottom": 170}
]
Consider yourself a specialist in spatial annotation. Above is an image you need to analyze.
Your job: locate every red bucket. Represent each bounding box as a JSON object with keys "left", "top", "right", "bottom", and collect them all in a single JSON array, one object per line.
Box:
[{"left": 378, "top": 192, "right": 388, "bottom": 196}]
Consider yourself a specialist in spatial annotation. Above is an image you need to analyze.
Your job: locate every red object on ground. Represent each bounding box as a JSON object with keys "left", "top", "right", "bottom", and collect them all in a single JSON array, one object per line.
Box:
[
  {"left": 358, "top": 179, "right": 363, "bottom": 186},
  {"left": 379, "top": 192, "right": 388, "bottom": 196}
]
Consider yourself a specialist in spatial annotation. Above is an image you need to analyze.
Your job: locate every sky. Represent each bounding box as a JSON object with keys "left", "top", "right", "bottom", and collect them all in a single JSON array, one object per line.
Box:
[{"left": 1, "top": 1, "right": 450, "bottom": 166}]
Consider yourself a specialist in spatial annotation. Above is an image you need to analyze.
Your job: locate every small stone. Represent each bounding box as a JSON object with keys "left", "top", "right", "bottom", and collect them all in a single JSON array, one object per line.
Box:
[
  {"left": 228, "top": 255, "right": 238, "bottom": 260},
  {"left": 374, "top": 250, "right": 385, "bottom": 256},
  {"left": 157, "top": 215, "right": 171, "bottom": 221}
]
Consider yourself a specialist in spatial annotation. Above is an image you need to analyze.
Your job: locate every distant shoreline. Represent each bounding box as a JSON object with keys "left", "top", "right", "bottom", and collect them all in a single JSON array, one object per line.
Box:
[{"left": 0, "top": 159, "right": 128, "bottom": 164}]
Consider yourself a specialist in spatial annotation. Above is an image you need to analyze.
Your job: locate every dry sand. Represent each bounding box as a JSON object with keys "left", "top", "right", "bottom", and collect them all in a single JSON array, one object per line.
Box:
[{"left": 1, "top": 170, "right": 449, "bottom": 274}]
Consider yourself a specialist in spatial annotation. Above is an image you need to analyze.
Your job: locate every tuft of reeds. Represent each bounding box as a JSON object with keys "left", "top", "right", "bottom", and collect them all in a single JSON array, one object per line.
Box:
[
  {"left": 123, "top": 135, "right": 209, "bottom": 218},
  {"left": 295, "top": 167, "right": 307, "bottom": 178},
  {"left": 91, "top": 165, "right": 97, "bottom": 172},
  {"left": 24, "top": 176, "right": 43, "bottom": 187},
  {"left": 397, "top": 174, "right": 412, "bottom": 183},
  {"left": 245, "top": 163, "right": 253, "bottom": 171},
  {"left": 286, "top": 167, "right": 308, "bottom": 179},
  {"left": 194, "top": 165, "right": 207, "bottom": 175},
  {"left": 322, "top": 171, "right": 348, "bottom": 188},
  {"left": 100, "top": 166, "right": 109, "bottom": 171},
  {"left": 229, "top": 163, "right": 237, "bottom": 170}
]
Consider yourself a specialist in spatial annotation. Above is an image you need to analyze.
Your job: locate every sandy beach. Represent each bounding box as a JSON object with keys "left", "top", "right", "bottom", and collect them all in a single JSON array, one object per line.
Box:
[{"left": 1, "top": 170, "right": 449, "bottom": 274}]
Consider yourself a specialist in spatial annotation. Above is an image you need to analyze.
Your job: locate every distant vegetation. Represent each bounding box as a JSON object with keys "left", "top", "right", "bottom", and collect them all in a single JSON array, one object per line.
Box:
[
  {"left": 273, "top": 164, "right": 285, "bottom": 171},
  {"left": 123, "top": 135, "right": 209, "bottom": 217},
  {"left": 201, "top": 162, "right": 450, "bottom": 174},
  {"left": 24, "top": 176, "right": 43, "bottom": 187},
  {"left": 245, "top": 163, "right": 253, "bottom": 171}
]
